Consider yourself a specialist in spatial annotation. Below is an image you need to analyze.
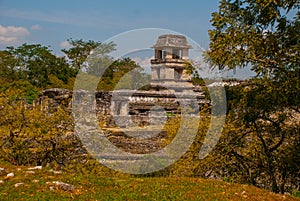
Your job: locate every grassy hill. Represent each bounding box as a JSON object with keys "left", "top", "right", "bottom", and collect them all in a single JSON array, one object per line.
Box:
[{"left": 0, "top": 162, "right": 299, "bottom": 201}]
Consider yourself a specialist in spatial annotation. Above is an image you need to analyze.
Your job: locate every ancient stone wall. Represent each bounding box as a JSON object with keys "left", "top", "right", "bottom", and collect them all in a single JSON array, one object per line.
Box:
[
  {"left": 36, "top": 87, "right": 210, "bottom": 159},
  {"left": 38, "top": 88, "right": 208, "bottom": 128}
]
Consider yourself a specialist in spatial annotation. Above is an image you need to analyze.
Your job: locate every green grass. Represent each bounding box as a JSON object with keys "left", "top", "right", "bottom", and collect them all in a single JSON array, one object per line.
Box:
[{"left": 0, "top": 162, "right": 299, "bottom": 201}]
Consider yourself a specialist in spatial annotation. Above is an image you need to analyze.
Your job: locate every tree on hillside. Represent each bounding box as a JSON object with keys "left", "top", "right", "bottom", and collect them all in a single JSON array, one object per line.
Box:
[{"left": 204, "top": 0, "right": 300, "bottom": 193}]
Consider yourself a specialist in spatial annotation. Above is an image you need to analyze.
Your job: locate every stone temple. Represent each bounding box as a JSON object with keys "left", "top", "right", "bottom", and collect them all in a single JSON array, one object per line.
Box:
[
  {"left": 109, "top": 34, "right": 206, "bottom": 128},
  {"left": 39, "top": 34, "right": 207, "bottom": 128},
  {"left": 38, "top": 34, "right": 207, "bottom": 155}
]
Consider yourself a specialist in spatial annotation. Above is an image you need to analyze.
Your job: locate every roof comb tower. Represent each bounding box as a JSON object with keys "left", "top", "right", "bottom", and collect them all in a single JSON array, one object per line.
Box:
[{"left": 150, "top": 34, "right": 194, "bottom": 92}]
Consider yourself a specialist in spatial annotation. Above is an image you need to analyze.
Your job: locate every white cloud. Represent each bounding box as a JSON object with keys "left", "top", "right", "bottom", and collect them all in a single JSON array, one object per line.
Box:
[
  {"left": 59, "top": 40, "right": 72, "bottom": 49},
  {"left": 0, "top": 24, "right": 29, "bottom": 45},
  {"left": 31, "top": 24, "right": 41, "bottom": 30}
]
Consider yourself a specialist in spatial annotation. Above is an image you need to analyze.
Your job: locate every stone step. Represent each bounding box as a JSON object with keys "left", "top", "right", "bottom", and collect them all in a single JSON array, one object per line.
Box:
[{"left": 103, "top": 127, "right": 167, "bottom": 154}]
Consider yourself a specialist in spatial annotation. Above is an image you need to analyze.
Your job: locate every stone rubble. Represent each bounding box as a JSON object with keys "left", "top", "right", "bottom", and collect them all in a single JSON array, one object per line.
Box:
[
  {"left": 6, "top": 172, "right": 14, "bottom": 177},
  {"left": 49, "top": 169, "right": 62, "bottom": 174},
  {"left": 14, "top": 183, "right": 24, "bottom": 188},
  {"left": 28, "top": 166, "right": 42, "bottom": 170},
  {"left": 51, "top": 181, "right": 76, "bottom": 191},
  {"left": 25, "top": 171, "right": 35, "bottom": 174}
]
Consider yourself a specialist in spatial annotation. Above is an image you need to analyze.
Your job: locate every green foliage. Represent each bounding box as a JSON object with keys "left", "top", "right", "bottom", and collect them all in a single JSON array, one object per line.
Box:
[
  {"left": 63, "top": 39, "right": 148, "bottom": 91},
  {"left": 0, "top": 93, "right": 74, "bottom": 166},
  {"left": 62, "top": 39, "right": 115, "bottom": 73},
  {"left": 0, "top": 39, "right": 146, "bottom": 93},
  {"left": 218, "top": 84, "right": 299, "bottom": 193},
  {"left": 0, "top": 44, "right": 76, "bottom": 89},
  {"left": 97, "top": 57, "right": 148, "bottom": 91},
  {"left": 206, "top": 0, "right": 299, "bottom": 76},
  {"left": 204, "top": 0, "right": 300, "bottom": 194},
  {"left": 184, "top": 61, "right": 206, "bottom": 86},
  {"left": 0, "top": 80, "right": 39, "bottom": 104},
  {"left": 47, "top": 74, "right": 74, "bottom": 90}
]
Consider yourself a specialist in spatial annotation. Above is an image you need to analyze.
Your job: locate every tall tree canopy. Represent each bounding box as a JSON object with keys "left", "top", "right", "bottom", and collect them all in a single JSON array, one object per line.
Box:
[
  {"left": 206, "top": 0, "right": 299, "bottom": 75},
  {"left": 204, "top": 0, "right": 300, "bottom": 193}
]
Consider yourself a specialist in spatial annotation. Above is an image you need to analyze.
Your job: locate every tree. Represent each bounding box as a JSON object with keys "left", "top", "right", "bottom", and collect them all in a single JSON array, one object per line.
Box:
[
  {"left": 206, "top": 0, "right": 299, "bottom": 75},
  {"left": 0, "top": 44, "right": 75, "bottom": 88},
  {"left": 205, "top": 0, "right": 300, "bottom": 193},
  {"left": 62, "top": 38, "right": 116, "bottom": 74},
  {"left": 219, "top": 82, "right": 299, "bottom": 193},
  {"left": 100, "top": 57, "right": 149, "bottom": 91},
  {"left": 0, "top": 50, "right": 19, "bottom": 82}
]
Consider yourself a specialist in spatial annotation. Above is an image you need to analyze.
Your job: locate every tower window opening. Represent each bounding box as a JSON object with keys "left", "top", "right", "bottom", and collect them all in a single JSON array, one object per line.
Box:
[
  {"left": 156, "top": 50, "right": 163, "bottom": 59},
  {"left": 162, "top": 50, "right": 166, "bottom": 59},
  {"left": 172, "top": 49, "right": 182, "bottom": 59}
]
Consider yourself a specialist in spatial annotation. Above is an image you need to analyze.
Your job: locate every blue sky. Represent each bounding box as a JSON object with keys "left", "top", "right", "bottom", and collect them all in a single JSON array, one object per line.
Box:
[{"left": 0, "top": 0, "right": 219, "bottom": 52}]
